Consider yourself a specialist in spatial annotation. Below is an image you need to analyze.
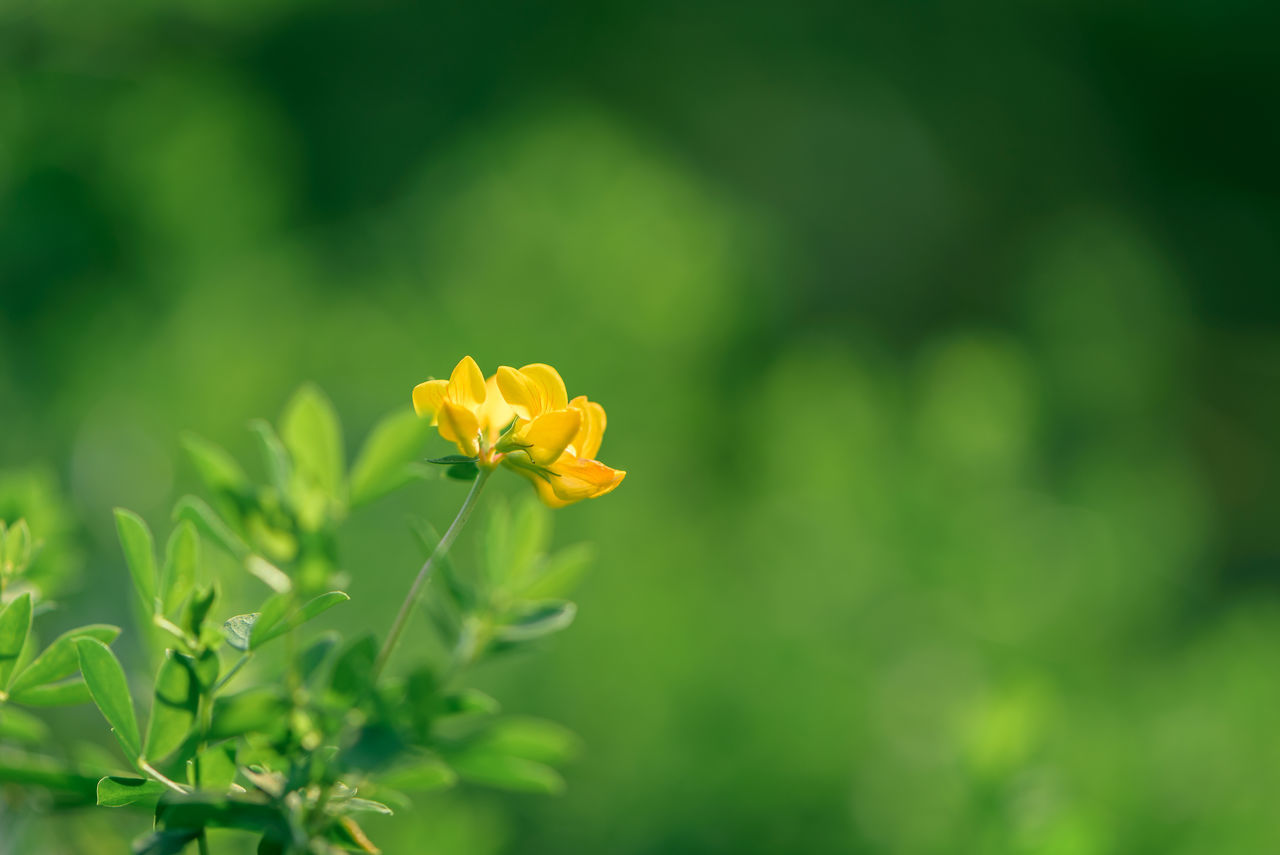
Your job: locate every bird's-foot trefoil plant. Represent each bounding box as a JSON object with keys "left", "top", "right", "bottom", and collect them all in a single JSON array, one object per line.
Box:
[{"left": 0, "top": 357, "right": 624, "bottom": 854}]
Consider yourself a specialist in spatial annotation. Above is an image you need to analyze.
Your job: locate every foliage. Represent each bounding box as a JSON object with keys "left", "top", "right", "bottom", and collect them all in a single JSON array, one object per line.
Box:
[{"left": 0, "top": 386, "right": 593, "bottom": 854}]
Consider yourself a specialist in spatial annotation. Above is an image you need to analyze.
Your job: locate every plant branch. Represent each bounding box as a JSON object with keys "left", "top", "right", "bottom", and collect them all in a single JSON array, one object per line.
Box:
[{"left": 372, "top": 467, "right": 493, "bottom": 682}]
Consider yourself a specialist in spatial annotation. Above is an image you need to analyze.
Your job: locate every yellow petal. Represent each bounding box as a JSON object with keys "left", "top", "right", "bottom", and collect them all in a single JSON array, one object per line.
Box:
[
  {"left": 496, "top": 365, "right": 543, "bottom": 420},
  {"left": 567, "top": 395, "right": 607, "bottom": 460},
  {"left": 448, "top": 356, "right": 487, "bottom": 408},
  {"left": 411, "top": 379, "right": 448, "bottom": 425},
  {"left": 517, "top": 409, "right": 582, "bottom": 466},
  {"left": 508, "top": 464, "right": 572, "bottom": 509},
  {"left": 546, "top": 455, "right": 626, "bottom": 504},
  {"left": 478, "top": 374, "right": 516, "bottom": 442},
  {"left": 520, "top": 363, "right": 568, "bottom": 411},
  {"left": 437, "top": 400, "right": 481, "bottom": 457}
]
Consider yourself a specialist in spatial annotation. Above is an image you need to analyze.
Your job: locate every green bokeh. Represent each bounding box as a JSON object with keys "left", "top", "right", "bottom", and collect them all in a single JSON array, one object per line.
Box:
[{"left": 3, "top": 1, "right": 1279, "bottom": 852}]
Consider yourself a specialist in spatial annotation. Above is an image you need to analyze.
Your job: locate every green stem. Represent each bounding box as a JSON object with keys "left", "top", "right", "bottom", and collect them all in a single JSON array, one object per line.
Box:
[
  {"left": 211, "top": 652, "right": 252, "bottom": 694},
  {"left": 372, "top": 467, "right": 493, "bottom": 682}
]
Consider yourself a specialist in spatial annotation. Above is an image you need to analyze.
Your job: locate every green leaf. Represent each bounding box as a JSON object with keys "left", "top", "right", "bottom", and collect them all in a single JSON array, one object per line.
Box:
[
  {"left": 442, "top": 688, "right": 501, "bottom": 718},
  {"left": 339, "top": 797, "right": 394, "bottom": 816},
  {"left": 0, "top": 592, "right": 33, "bottom": 689},
  {"left": 446, "top": 462, "right": 480, "bottom": 481},
  {"left": 144, "top": 652, "right": 199, "bottom": 764},
  {"left": 221, "top": 614, "right": 255, "bottom": 652},
  {"left": 0, "top": 705, "right": 49, "bottom": 743},
  {"left": 97, "top": 775, "right": 167, "bottom": 807},
  {"left": 445, "top": 751, "right": 565, "bottom": 794},
  {"left": 173, "top": 496, "right": 249, "bottom": 561},
  {"left": 180, "top": 433, "right": 251, "bottom": 499},
  {"left": 328, "top": 634, "right": 377, "bottom": 704},
  {"left": 228, "top": 590, "right": 349, "bottom": 653},
  {"left": 298, "top": 632, "right": 339, "bottom": 685},
  {"left": 132, "top": 829, "right": 202, "bottom": 855},
  {"left": 154, "top": 792, "right": 288, "bottom": 834},
  {"left": 76, "top": 637, "right": 141, "bottom": 763},
  {"left": 247, "top": 594, "right": 290, "bottom": 648},
  {"left": 519, "top": 543, "right": 595, "bottom": 599},
  {"left": 281, "top": 384, "right": 345, "bottom": 503},
  {"left": 8, "top": 624, "right": 120, "bottom": 695},
  {"left": 182, "top": 585, "right": 218, "bottom": 640},
  {"left": 0, "top": 747, "right": 101, "bottom": 802},
  {"left": 248, "top": 419, "right": 293, "bottom": 501},
  {"left": 196, "top": 744, "right": 237, "bottom": 791},
  {"left": 159, "top": 522, "right": 198, "bottom": 617},
  {"left": 350, "top": 409, "right": 434, "bottom": 507},
  {"left": 208, "top": 687, "right": 289, "bottom": 741},
  {"left": 114, "top": 509, "right": 157, "bottom": 614},
  {"left": 469, "top": 717, "right": 581, "bottom": 765},
  {"left": 425, "top": 454, "right": 479, "bottom": 465},
  {"left": 495, "top": 600, "right": 577, "bottom": 643},
  {"left": 380, "top": 756, "right": 458, "bottom": 792},
  {"left": 10, "top": 678, "right": 91, "bottom": 707}
]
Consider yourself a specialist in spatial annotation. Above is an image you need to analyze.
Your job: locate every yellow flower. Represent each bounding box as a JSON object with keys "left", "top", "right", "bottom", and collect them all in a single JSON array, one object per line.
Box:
[
  {"left": 412, "top": 357, "right": 625, "bottom": 507},
  {"left": 497, "top": 364, "right": 626, "bottom": 507},
  {"left": 412, "top": 356, "right": 515, "bottom": 458}
]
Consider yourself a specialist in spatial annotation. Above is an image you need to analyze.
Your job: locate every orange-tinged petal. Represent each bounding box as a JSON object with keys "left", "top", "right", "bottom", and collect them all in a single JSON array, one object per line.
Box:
[
  {"left": 517, "top": 409, "right": 582, "bottom": 465},
  {"left": 448, "top": 356, "right": 487, "bottom": 408},
  {"left": 520, "top": 363, "right": 568, "bottom": 411},
  {"left": 412, "top": 379, "right": 448, "bottom": 424},
  {"left": 437, "top": 400, "right": 481, "bottom": 457},
  {"left": 496, "top": 365, "right": 543, "bottom": 420},
  {"left": 546, "top": 455, "right": 626, "bottom": 503},
  {"left": 510, "top": 465, "right": 573, "bottom": 508},
  {"left": 478, "top": 374, "right": 516, "bottom": 442},
  {"left": 567, "top": 395, "right": 607, "bottom": 459}
]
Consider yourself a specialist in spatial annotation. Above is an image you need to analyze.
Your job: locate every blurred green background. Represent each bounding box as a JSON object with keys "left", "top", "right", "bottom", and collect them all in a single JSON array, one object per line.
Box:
[{"left": 3, "top": 0, "right": 1280, "bottom": 852}]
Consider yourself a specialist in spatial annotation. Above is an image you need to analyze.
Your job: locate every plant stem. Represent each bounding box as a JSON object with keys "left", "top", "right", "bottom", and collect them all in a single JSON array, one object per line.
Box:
[
  {"left": 211, "top": 652, "right": 252, "bottom": 694},
  {"left": 372, "top": 467, "right": 493, "bottom": 682}
]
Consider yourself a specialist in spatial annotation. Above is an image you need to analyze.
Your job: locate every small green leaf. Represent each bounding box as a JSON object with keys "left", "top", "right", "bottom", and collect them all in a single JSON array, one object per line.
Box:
[
  {"left": 221, "top": 614, "right": 255, "bottom": 652},
  {"left": 180, "top": 433, "right": 252, "bottom": 499},
  {"left": 183, "top": 585, "right": 218, "bottom": 640},
  {"left": 208, "top": 687, "right": 289, "bottom": 741},
  {"left": 446, "top": 462, "right": 479, "bottom": 481},
  {"left": 247, "top": 594, "right": 290, "bottom": 649},
  {"left": 10, "top": 678, "right": 91, "bottom": 707},
  {"left": 339, "top": 797, "right": 393, "bottom": 816},
  {"left": 8, "top": 624, "right": 120, "bottom": 695},
  {"left": 328, "top": 634, "right": 377, "bottom": 703},
  {"left": 350, "top": 409, "right": 434, "bottom": 507},
  {"left": 76, "top": 637, "right": 141, "bottom": 763},
  {"left": 0, "top": 592, "right": 33, "bottom": 689},
  {"left": 469, "top": 717, "right": 581, "bottom": 765},
  {"left": 196, "top": 744, "right": 237, "bottom": 791},
  {"left": 97, "top": 775, "right": 167, "bottom": 807},
  {"left": 298, "top": 632, "right": 339, "bottom": 685},
  {"left": 114, "top": 509, "right": 157, "bottom": 614},
  {"left": 442, "top": 688, "right": 501, "bottom": 718},
  {"left": 425, "top": 454, "right": 479, "bottom": 465},
  {"left": 0, "top": 705, "right": 49, "bottom": 743},
  {"left": 519, "top": 543, "right": 595, "bottom": 599},
  {"left": 380, "top": 756, "right": 458, "bottom": 792},
  {"left": 173, "top": 496, "right": 249, "bottom": 562},
  {"left": 445, "top": 751, "right": 565, "bottom": 794},
  {"left": 159, "top": 522, "right": 198, "bottom": 617},
  {"left": 248, "top": 419, "right": 293, "bottom": 501},
  {"left": 144, "top": 652, "right": 199, "bottom": 764},
  {"left": 495, "top": 600, "right": 577, "bottom": 643},
  {"left": 132, "top": 829, "right": 202, "bottom": 855},
  {"left": 281, "top": 384, "right": 345, "bottom": 504}
]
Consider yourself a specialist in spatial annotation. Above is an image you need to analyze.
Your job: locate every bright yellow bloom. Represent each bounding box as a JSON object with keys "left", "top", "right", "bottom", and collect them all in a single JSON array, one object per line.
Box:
[
  {"left": 412, "top": 357, "right": 624, "bottom": 507},
  {"left": 412, "top": 356, "right": 515, "bottom": 457},
  {"left": 496, "top": 364, "right": 626, "bottom": 507}
]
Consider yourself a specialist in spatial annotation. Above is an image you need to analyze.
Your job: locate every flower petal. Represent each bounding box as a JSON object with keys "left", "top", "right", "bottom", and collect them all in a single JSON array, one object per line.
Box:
[
  {"left": 437, "top": 400, "right": 481, "bottom": 457},
  {"left": 497, "top": 365, "right": 543, "bottom": 420},
  {"left": 412, "top": 379, "right": 448, "bottom": 425},
  {"left": 568, "top": 395, "right": 607, "bottom": 460},
  {"left": 518, "top": 409, "right": 582, "bottom": 466},
  {"left": 546, "top": 456, "right": 626, "bottom": 504},
  {"left": 520, "top": 363, "right": 568, "bottom": 412},
  {"left": 478, "top": 374, "right": 516, "bottom": 442},
  {"left": 448, "top": 356, "right": 487, "bottom": 408}
]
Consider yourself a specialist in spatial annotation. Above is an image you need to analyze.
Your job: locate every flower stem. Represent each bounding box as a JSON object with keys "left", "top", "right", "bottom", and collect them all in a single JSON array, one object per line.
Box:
[{"left": 372, "top": 467, "right": 493, "bottom": 682}]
